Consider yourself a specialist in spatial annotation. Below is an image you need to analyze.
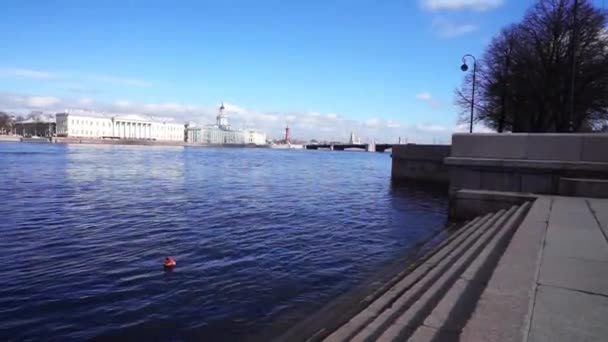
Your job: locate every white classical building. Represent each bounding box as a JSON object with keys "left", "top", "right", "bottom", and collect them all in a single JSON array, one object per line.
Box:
[
  {"left": 186, "top": 104, "right": 267, "bottom": 145},
  {"left": 244, "top": 129, "right": 267, "bottom": 145},
  {"left": 55, "top": 110, "right": 184, "bottom": 141}
]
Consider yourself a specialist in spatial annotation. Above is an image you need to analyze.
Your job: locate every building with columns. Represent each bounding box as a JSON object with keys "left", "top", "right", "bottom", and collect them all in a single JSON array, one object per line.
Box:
[
  {"left": 55, "top": 110, "right": 184, "bottom": 141},
  {"left": 186, "top": 103, "right": 267, "bottom": 145}
]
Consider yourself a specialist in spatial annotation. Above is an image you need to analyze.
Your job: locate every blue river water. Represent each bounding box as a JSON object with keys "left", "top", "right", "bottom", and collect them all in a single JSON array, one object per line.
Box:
[{"left": 0, "top": 142, "right": 448, "bottom": 341}]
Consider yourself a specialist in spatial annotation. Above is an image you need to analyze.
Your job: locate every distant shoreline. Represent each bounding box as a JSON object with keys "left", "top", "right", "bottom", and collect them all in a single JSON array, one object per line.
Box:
[
  {"left": 0, "top": 135, "right": 21, "bottom": 142},
  {"left": 0, "top": 135, "right": 274, "bottom": 148}
]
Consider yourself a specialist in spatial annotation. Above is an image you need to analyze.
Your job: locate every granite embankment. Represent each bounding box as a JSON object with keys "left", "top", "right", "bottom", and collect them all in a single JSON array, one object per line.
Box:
[
  {"left": 278, "top": 133, "right": 608, "bottom": 342},
  {"left": 3, "top": 136, "right": 270, "bottom": 148},
  {"left": 0, "top": 135, "right": 21, "bottom": 142}
]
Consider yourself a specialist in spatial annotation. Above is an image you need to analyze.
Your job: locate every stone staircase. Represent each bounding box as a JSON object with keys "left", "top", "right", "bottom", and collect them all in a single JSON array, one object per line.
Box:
[{"left": 317, "top": 202, "right": 532, "bottom": 342}]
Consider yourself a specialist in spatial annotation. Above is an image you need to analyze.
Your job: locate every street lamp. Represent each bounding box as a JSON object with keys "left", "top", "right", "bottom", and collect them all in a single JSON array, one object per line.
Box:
[
  {"left": 568, "top": 0, "right": 579, "bottom": 132},
  {"left": 461, "top": 54, "right": 477, "bottom": 133}
]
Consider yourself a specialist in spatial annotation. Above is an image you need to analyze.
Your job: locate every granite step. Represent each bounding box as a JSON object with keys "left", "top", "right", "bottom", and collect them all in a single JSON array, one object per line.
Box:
[
  {"left": 373, "top": 205, "right": 520, "bottom": 342},
  {"left": 322, "top": 214, "right": 492, "bottom": 342},
  {"left": 409, "top": 202, "right": 531, "bottom": 341},
  {"left": 346, "top": 208, "right": 512, "bottom": 342}
]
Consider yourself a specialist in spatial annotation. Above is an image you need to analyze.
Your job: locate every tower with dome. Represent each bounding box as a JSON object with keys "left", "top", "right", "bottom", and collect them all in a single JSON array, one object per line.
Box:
[{"left": 185, "top": 102, "right": 267, "bottom": 145}]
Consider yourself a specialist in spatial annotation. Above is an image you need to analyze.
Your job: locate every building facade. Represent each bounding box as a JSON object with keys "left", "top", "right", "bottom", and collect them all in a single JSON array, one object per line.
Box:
[
  {"left": 55, "top": 111, "right": 184, "bottom": 141},
  {"left": 244, "top": 129, "right": 267, "bottom": 145},
  {"left": 186, "top": 104, "right": 267, "bottom": 145}
]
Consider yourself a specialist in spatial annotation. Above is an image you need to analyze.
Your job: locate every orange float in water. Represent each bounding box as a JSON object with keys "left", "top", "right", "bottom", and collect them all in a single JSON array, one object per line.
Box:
[{"left": 163, "top": 257, "right": 176, "bottom": 268}]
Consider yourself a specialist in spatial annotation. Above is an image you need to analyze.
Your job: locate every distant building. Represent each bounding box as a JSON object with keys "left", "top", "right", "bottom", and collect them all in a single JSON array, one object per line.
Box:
[
  {"left": 349, "top": 131, "right": 362, "bottom": 144},
  {"left": 186, "top": 104, "right": 267, "bottom": 145},
  {"left": 15, "top": 113, "right": 56, "bottom": 137},
  {"left": 55, "top": 110, "right": 184, "bottom": 141}
]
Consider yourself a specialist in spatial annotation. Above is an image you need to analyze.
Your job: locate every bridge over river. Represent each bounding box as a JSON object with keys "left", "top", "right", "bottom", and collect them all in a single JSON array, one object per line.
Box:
[{"left": 305, "top": 143, "right": 395, "bottom": 152}]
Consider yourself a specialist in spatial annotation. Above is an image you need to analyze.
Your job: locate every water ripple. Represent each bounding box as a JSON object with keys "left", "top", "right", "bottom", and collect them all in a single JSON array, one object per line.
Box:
[{"left": 0, "top": 143, "right": 448, "bottom": 341}]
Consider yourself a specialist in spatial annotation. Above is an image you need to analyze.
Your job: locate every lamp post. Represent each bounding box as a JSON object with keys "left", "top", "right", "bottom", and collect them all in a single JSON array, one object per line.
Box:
[
  {"left": 568, "top": 0, "right": 579, "bottom": 132},
  {"left": 461, "top": 54, "right": 477, "bottom": 133}
]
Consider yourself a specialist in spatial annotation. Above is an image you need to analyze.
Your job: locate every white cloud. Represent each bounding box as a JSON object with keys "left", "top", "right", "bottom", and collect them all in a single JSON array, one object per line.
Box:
[
  {"left": 454, "top": 123, "right": 494, "bottom": 133},
  {"left": 416, "top": 92, "right": 433, "bottom": 101},
  {"left": 25, "top": 96, "right": 61, "bottom": 108},
  {"left": 386, "top": 120, "right": 401, "bottom": 128},
  {"left": 326, "top": 112, "right": 339, "bottom": 120},
  {"left": 421, "top": 0, "right": 503, "bottom": 11},
  {"left": 416, "top": 123, "right": 449, "bottom": 132},
  {"left": 222, "top": 102, "right": 248, "bottom": 115},
  {"left": 416, "top": 91, "right": 442, "bottom": 109},
  {"left": 142, "top": 102, "right": 198, "bottom": 113},
  {"left": 0, "top": 67, "right": 58, "bottom": 80},
  {"left": 115, "top": 100, "right": 131, "bottom": 108},
  {"left": 365, "top": 118, "right": 380, "bottom": 127},
  {"left": 217, "top": 102, "right": 281, "bottom": 124},
  {"left": 78, "top": 98, "right": 93, "bottom": 105},
  {"left": 0, "top": 92, "right": 199, "bottom": 119},
  {"left": 0, "top": 66, "right": 153, "bottom": 88},
  {"left": 257, "top": 113, "right": 280, "bottom": 122},
  {"left": 432, "top": 18, "right": 478, "bottom": 38},
  {"left": 0, "top": 91, "right": 463, "bottom": 144}
]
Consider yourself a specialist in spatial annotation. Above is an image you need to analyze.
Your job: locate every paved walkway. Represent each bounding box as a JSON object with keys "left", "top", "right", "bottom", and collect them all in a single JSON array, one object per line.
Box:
[
  {"left": 528, "top": 197, "right": 608, "bottom": 342},
  {"left": 462, "top": 196, "right": 608, "bottom": 342}
]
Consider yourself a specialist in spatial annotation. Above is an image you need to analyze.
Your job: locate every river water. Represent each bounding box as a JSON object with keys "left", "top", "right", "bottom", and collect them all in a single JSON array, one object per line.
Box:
[{"left": 0, "top": 142, "right": 448, "bottom": 341}]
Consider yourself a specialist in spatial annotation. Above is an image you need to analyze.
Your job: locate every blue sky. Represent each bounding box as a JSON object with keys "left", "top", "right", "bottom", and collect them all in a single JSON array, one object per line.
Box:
[{"left": 1, "top": 0, "right": 598, "bottom": 142}]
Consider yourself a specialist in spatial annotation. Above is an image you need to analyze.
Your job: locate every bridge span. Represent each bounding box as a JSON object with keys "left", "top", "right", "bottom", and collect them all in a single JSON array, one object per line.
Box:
[{"left": 305, "top": 143, "right": 395, "bottom": 152}]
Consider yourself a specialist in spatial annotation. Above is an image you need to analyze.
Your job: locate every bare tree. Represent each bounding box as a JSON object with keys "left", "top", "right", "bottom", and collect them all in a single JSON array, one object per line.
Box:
[
  {"left": 455, "top": 0, "right": 608, "bottom": 132},
  {"left": 0, "top": 112, "right": 10, "bottom": 134}
]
